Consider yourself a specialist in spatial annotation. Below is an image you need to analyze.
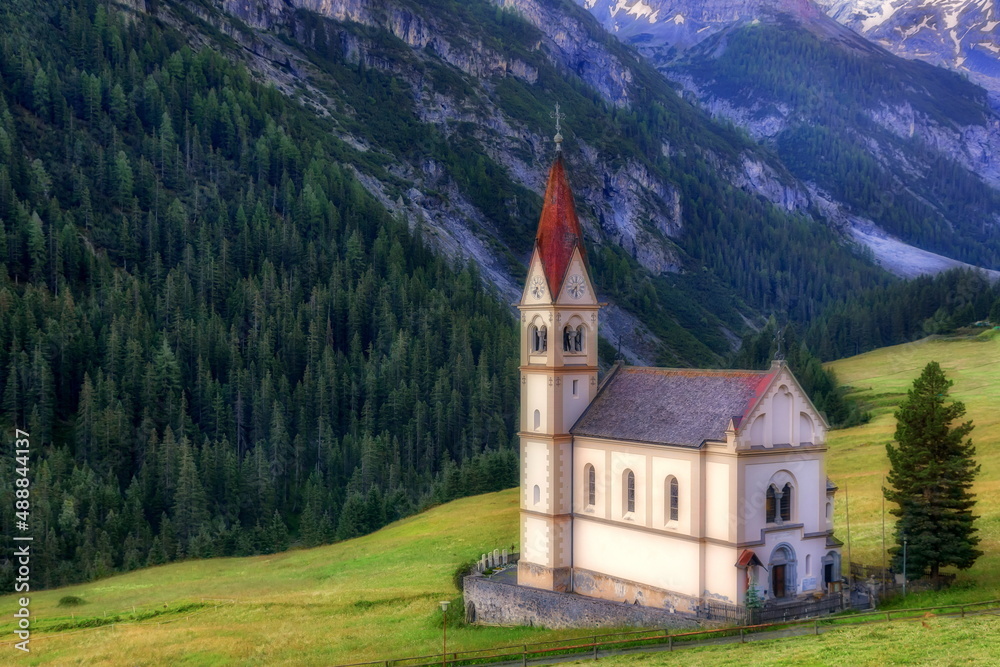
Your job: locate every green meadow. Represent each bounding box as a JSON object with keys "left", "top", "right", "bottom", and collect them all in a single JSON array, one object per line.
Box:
[
  {"left": 2, "top": 332, "right": 999, "bottom": 664},
  {"left": 824, "top": 330, "right": 1000, "bottom": 606},
  {"left": 563, "top": 614, "right": 1000, "bottom": 666},
  {"left": 0, "top": 489, "right": 595, "bottom": 665}
]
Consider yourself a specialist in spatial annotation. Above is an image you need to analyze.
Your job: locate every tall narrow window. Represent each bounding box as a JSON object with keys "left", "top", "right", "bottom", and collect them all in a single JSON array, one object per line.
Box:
[
  {"left": 781, "top": 483, "right": 793, "bottom": 522},
  {"left": 562, "top": 325, "right": 573, "bottom": 352},
  {"left": 575, "top": 325, "right": 585, "bottom": 352},
  {"left": 625, "top": 470, "right": 635, "bottom": 514},
  {"left": 572, "top": 379, "right": 579, "bottom": 397},
  {"left": 669, "top": 477, "right": 679, "bottom": 522},
  {"left": 586, "top": 464, "right": 596, "bottom": 507},
  {"left": 530, "top": 325, "right": 547, "bottom": 353},
  {"left": 766, "top": 485, "right": 777, "bottom": 523},
  {"left": 533, "top": 409, "right": 541, "bottom": 431},
  {"left": 533, "top": 484, "right": 540, "bottom": 506}
]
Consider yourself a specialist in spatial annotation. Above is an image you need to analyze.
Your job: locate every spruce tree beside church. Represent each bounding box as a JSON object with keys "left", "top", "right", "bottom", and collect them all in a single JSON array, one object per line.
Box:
[{"left": 884, "top": 362, "right": 981, "bottom": 582}]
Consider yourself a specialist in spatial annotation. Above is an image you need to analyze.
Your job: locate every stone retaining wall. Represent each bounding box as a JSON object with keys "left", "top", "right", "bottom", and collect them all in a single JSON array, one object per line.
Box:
[{"left": 463, "top": 573, "right": 701, "bottom": 630}]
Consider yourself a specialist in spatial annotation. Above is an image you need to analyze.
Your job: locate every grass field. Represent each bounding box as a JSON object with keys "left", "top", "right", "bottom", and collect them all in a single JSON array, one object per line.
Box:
[
  {"left": 563, "top": 613, "right": 1000, "bottom": 666},
  {"left": 0, "top": 489, "right": 594, "bottom": 665},
  {"left": 825, "top": 330, "right": 1000, "bottom": 607},
  {"left": 2, "top": 332, "right": 998, "bottom": 665}
]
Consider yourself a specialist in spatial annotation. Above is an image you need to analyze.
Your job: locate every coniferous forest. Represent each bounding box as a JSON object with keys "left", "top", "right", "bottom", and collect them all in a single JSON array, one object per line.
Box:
[
  {"left": 0, "top": 0, "right": 518, "bottom": 589},
  {"left": 1, "top": 0, "right": 999, "bottom": 593}
]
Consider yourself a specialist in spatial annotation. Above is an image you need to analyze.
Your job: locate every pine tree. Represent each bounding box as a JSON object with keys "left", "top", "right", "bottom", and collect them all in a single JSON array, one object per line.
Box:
[
  {"left": 335, "top": 492, "right": 367, "bottom": 541},
  {"left": 173, "top": 442, "right": 208, "bottom": 545},
  {"left": 884, "top": 362, "right": 981, "bottom": 581},
  {"left": 990, "top": 297, "right": 1000, "bottom": 325}
]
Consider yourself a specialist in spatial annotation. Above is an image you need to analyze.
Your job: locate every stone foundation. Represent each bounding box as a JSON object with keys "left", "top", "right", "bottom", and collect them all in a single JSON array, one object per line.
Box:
[
  {"left": 570, "top": 568, "right": 701, "bottom": 615},
  {"left": 464, "top": 572, "right": 700, "bottom": 630},
  {"left": 516, "top": 560, "right": 572, "bottom": 592}
]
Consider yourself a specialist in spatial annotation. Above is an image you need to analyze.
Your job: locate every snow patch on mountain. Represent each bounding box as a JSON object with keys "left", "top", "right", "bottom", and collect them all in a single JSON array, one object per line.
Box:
[
  {"left": 859, "top": 1, "right": 900, "bottom": 30},
  {"left": 816, "top": 0, "right": 1000, "bottom": 97}
]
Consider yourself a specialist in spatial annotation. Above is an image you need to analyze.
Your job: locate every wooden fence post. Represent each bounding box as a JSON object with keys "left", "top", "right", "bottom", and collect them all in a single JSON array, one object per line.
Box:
[
  {"left": 814, "top": 620, "right": 819, "bottom": 635},
  {"left": 740, "top": 628, "right": 745, "bottom": 643},
  {"left": 668, "top": 636, "right": 673, "bottom": 651},
  {"left": 522, "top": 645, "right": 526, "bottom": 667},
  {"left": 593, "top": 636, "right": 597, "bottom": 660}
]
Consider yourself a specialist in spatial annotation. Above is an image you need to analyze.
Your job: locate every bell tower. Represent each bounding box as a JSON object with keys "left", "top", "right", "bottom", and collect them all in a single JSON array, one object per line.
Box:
[{"left": 517, "top": 134, "right": 600, "bottom": 592}]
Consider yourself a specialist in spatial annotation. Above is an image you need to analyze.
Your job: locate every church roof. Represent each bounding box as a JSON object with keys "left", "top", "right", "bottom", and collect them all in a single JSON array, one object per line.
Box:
[
  {"left": 534, "top": 153, "right": 586, "bottom": 296},
  {"left": 571, "top": 366, "right": 775, "bottom": 447}
]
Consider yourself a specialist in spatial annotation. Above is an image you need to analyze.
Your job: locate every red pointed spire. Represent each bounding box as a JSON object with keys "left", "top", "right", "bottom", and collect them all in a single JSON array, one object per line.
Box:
[{"left": 535, "top": 153, "right": 585, "bottom": 296}]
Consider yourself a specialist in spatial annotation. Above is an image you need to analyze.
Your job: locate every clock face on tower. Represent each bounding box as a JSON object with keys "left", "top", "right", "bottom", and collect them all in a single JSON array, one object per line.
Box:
[
  {"left": 530, "top": 275, "right": 546, "bottom": 299},
  {"left": 567, "top": 274, "right": 586, "bottom": 299}
]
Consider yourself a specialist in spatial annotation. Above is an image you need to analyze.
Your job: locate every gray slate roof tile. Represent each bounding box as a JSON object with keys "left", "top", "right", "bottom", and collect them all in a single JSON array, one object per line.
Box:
[{"left": 571, "top": 366, "right": 774, "bottom": 447}]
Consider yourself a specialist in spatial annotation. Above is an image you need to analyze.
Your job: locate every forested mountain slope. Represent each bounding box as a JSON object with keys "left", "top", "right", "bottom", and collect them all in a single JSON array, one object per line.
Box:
[
  {"left": 579, "top": 0, "right": 1000, "bottom": 274},
  {"left": 160, "top": 0, "right": 908, "bottom": 365},
  {"left": 0, "top": 0, "right": 996, "bottom": 592},
  {"left": 0, "top": 0, "right": 526, "bottom": 588}
]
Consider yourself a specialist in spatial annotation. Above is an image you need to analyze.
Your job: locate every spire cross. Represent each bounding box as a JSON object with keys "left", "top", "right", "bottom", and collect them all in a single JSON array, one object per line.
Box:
[
  {"left": 774, "top": 325, "right": 785, "bottom": 361},
  {"left": 551, "top": 103, "right": 565, "bottom": 150}
]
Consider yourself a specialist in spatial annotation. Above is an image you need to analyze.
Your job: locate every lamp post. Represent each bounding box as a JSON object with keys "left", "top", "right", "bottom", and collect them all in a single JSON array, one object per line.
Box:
[
  {"left": 439, "top": 600, "right": 450, "bottom": 666},
  {"left": 902, "top": 535, "right": 908, "bottom": 597}
]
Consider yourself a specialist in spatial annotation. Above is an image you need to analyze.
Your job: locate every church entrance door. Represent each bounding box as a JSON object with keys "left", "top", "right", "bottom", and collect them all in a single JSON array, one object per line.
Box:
[
  {"left": 773, "top": 564, "right": 786, "bottom": 598},
  {"left": 824, "top": 563, "right": 834, "bottom": 588}
]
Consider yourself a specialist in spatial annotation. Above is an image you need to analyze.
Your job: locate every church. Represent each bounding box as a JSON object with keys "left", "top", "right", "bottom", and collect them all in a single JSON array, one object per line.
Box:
[{"left": 516, "top": 141, "right": 843, "bottom": 613}]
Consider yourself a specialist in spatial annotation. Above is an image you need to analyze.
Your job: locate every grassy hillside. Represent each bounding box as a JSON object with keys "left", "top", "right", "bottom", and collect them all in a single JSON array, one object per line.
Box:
[
  {"left": 0, "top": 489, "right": 591, "bottom": 665},
  {"left": 825, "top": 330, "right": 1000, "bottom": 604}
]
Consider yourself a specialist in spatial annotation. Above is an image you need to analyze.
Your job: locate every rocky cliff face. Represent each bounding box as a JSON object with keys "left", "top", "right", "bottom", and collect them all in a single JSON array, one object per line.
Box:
[
  {"left": 216, "top": 0, "right": 683, "bottom": 277},
  {"left": 148, "top": 0, "right": 705, "bottom": 363},
  {"left": 815, "top": 0, "right": 1000, "bottom": 101},
  {"left": 131, "top": 0, "right": 996, "bottom": 365},
  {"left": 577, "top": 0, "right": 826, "bottom": 48},
  {"left": 223, "top": 0, "right": 540, "bottom": 82}
]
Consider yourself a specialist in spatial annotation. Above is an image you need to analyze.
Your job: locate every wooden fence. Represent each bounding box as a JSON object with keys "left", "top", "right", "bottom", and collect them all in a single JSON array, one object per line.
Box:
[
  {"left": 702, "top": 592, "right": 844, "bottom": 626},
  {"left": 333, "top": 598, "right": 1000, "bottom": 667},
  {"left": 850, "top": 562, "right": 894, "bottom": 584}
]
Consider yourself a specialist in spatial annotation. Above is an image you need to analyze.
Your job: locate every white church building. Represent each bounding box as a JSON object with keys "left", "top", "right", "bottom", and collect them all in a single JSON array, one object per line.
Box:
[{"left": 516, "top": 148, "right": 843, "bottom": 613}]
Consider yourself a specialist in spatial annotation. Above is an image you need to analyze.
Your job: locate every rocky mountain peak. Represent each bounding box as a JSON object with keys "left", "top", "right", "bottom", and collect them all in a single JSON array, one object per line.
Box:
[
  {"left": 576, "top": 0, "right": 831, "bottom": 48},
  {"left": 814, "top": 0, "right": 1000, "bottom": 100}
]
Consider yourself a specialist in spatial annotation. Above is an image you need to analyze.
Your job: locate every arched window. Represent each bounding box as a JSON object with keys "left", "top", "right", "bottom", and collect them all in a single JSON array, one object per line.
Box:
[
  {"left": 533, "top": 409, "right": 541, "bottom": 431},
  {"left": 530, "top": 324, "right": 547, "bottom": 353},
  {"left": 781, "top": 483, "right": 793, "bottom": 522},
  {"left": 667, "top": 476, "right": 679, "bottom": 522},
  {"left": 563, "top": 324, "right": 585, "bottom": 353},
  {"left": 624, "top": 469, "right": 635, "bottom": 514},
  {"left": 533, "top": 484, "right": 540, "bottom": 506},
  {"left": 805, "top": 554, "right": 812, "bottom": 576},
  {"left": 826, "top": 501, "right": 832, "bottom": 520},
  {"left": 585, "top": 464, "right": 596, "bottom": 507},
  {"left": 766, "top": 485, "right": 777, "bottom": 523}
]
